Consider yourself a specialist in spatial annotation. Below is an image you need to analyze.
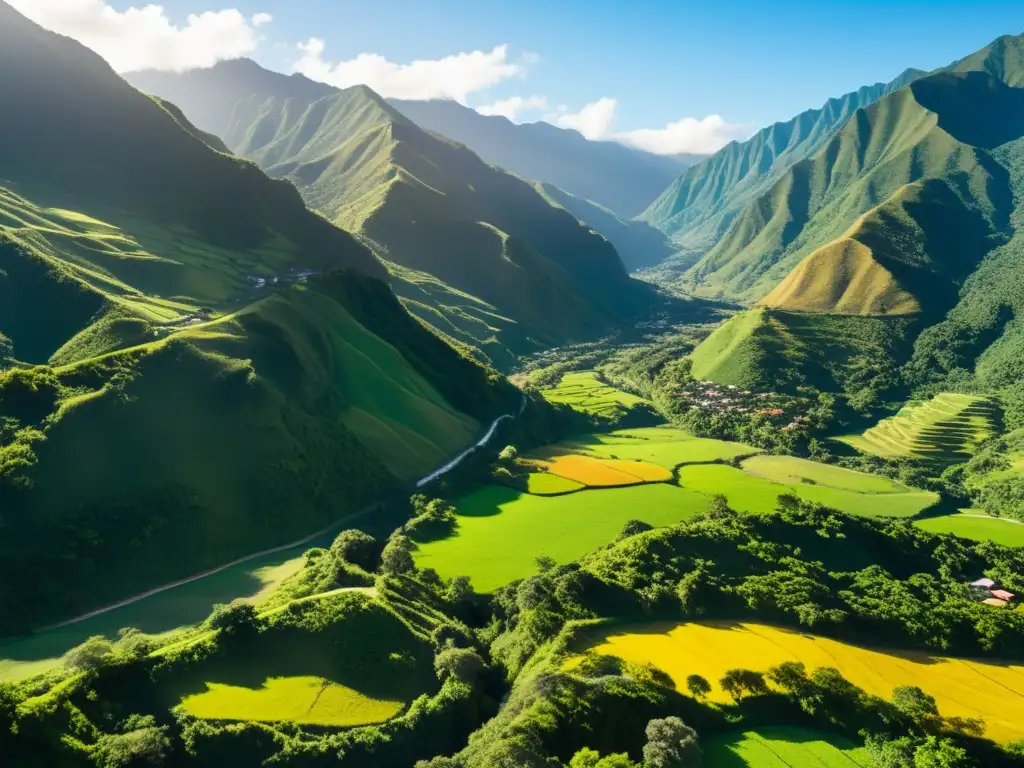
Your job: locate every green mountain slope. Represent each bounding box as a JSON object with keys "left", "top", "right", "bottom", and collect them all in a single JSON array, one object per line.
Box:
[
  {"left": 641, "top": 69, "right": 924, "bottom": 268},
  {"left": 0, "top": 0, "right": 515, "bottom": 631},
  {"left": 389, "top": 98, "right": 696, "bottom": 218}
]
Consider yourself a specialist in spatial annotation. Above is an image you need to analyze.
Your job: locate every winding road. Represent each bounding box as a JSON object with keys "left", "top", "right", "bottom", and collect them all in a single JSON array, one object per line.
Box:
[{"left": 41, "top": 396, "right": 525, "bottom": 633}]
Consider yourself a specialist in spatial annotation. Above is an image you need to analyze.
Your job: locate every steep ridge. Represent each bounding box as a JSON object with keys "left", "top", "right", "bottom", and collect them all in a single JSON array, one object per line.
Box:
[
  {"left": 0, "top": 0, "right": 515, "bottom": 631},
  {"left": 641, "top": 68, "right": 924, "bottom": 269},
  {"left": 389, "top": 98, "right": 694, "bottom": 218},
  {"left": 192, "top": 76, "right": 648, "bottom": 360},
  {"left": 675, "top": 63, "right": 1022, "bottom": 305}
]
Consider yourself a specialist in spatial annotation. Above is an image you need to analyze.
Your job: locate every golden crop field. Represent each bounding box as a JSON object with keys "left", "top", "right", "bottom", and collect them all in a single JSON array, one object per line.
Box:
[
  {"left": 579, "top": 621, "right": 1024, "bottom": 743},
  {"left": 180, "top": 675, "right": 404, "bottom": 726},
  {"left": 529, "top": 453, "right": 671, "bottom": 487}
]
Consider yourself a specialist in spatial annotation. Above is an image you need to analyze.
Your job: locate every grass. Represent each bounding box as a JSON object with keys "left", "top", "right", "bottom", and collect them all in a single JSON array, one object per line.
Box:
[
  {"left": 556, "top": 427, "right": 760, "bottom": 468},
  {"left": 540, "top": 371, "right": 650, "bottom": 419},
  {"left": 703, "top": 726, "right": 873, "bottom": 767},
  {"left": 180, "top": 675, "right": 403, "bottom": 726},
  {"left": 740, "top": 455, "right": 912, "bottom": 494},
  {"left": 836, "top": 393, "right": 1002, "bottom": 466},
  {"left": 915, "top": 510, "right": 1024, "bottom": 547},
  {"left": 677, "top": 464, "right": 938, "bottom": 518},
  {"left": 525, "top": 473, "right": 586, "bottom": 495},
  {"left": 578, "top": 620, "right": 1024, "bottom": 743},
  {"left": 414, "top": 483, "right": 711, "bottom": 592},
  {"left": 527, "top": 453, "right": 671, "bottom": 487}
]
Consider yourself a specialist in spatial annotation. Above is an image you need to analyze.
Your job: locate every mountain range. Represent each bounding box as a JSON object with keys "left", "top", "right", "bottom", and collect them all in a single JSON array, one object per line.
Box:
[
  {"left": 127, "top": 61, "right": 681, "bottom": 366},
  {"left": 0, "top": 1, "right": 516, "bottom": 629}
]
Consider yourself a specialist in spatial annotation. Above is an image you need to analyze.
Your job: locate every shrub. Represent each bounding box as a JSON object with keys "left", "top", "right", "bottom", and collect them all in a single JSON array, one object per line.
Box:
[
  {"left": 63, "top": 636, "right": 114, "bottom": 673},
  {"left": 434, "top": 647, "right": 485, "bottom": 684},
  {"left": 643, "top": 716, "right": 702, "bottom": 768},
  {"left": 329, "top": 529, "right": 377, "bottom": 571},
  {"left": 381, "top": 535, "right": 415, "bottom": 575}
]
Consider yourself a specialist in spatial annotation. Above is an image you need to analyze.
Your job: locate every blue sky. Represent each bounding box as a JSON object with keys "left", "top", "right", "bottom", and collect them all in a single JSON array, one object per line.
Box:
[{"left": 14, "top": 0, "right": 1024, "bottom": 153}]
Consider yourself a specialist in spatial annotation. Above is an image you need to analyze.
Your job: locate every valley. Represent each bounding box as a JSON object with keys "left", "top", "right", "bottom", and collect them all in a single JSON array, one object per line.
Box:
[{"left": 2, "top": 2, "right": 1024, "bottom": 767}]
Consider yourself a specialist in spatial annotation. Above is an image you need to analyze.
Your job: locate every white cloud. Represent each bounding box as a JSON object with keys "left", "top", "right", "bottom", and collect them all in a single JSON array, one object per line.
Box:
[
  {"left": 618, "top": 114, "right": 755, "bottom": 155},
  {"left": 7, "top": 0, "right": 269, "bottom": 72},
  {"left": 552, "top": 97, "right": 618, "bottom": 140},
  {"left": 477, "top": 95, "right": 547, "bottom": 120},
  {"left": 293, "top": 39, "right": 527, "bottom": 102},
  {"left": 550, "top": 96, "right": 753, "bottom": 154}
]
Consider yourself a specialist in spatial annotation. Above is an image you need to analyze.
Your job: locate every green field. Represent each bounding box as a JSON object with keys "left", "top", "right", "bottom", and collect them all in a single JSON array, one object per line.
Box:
[
  {"left": 703, "top": 727, "right": 872, "bottom": 767},
  {"left": 525, "top": 472, "right": 586, "bottom": 495},
  {"left": 539, "top": 371, "right": 650, "bottom": 419},
  {"left": 915, "top": 510, "right": 1024, "bottom": 547},
  {"left": 836, "top": 393, "right": 1001, "bottom": 465},
  {"left": 414, "top": 483, "right": 710, "bottom": 592},
  {"left": 741, "top": 454, "right": 912, "bottom": 494},
  {"left": 180, "top": 675, "right": 403, "bottom": 726},
  {"left": 558, "top": 427, "right": 759, "bottom": 468},
  {"left": 678, "top": 464, "right": 938, "bottom": 518}
]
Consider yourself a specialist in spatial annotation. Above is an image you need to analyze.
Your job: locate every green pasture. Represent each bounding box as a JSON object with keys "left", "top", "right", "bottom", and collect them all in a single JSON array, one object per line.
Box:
[
  {"left": 525, "top": 473, "right": 585, "bottom": 495},
  {"left": 539, "top": 371, "right": 649, "bottom": 418},
  {"left": 915, "top": 510, "right": 1024, "bottom": 547},
  {"left": 559, "top": 427, "right": 759, "bottom": 468},
  {"left": 702, "top": 726, "right": 873, "bottom": 767},
  {"left": 414, "top": 483, "right": 710, "bottom": 592},
  {"left": 678, "top": 464, "right": 938, "bottom": 518},
  {"left": 741, "top": 454, "right": 911, "bottom": 494},
  {"left": 836, "top": 393, "right": 1001, "bottom": 465}
]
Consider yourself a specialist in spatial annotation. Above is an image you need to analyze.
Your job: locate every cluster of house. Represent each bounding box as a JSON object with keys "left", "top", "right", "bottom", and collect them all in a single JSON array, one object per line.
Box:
[
  {"left": 970, "top": 577, "right": 1017, "bottom": 607},
  {"left": 246, "top": 268, "right": 321, "bottom": 291},
  {"left": 672, "top": 380, "right": 807, "bottom": 430}
]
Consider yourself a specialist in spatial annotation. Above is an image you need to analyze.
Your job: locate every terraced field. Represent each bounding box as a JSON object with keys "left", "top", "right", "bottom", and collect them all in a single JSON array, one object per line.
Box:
[
  {"left": 703, "top": 727, "right": 872, "bottom": 767},
  {"left": 836, "top": 393, "right": 1001, "bottom": 465},
  {"left": 539, "top": 371, "right": 651, "bottom": 419},
  {"left": 578, "top": 621, "right": 1024, "bottom": 743}
]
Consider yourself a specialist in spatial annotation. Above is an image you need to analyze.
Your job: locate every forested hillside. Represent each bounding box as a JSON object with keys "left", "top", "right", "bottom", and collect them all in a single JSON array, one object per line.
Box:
[{"left": 0, "top": 1, "right": 516, "bottom": 631}]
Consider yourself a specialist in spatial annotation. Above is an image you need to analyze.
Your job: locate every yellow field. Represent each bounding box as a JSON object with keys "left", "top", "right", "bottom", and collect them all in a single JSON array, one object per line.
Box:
[
  {"left": 579, "top": 621, "right": 1024, "bottom": 743},
  {"left": 180, "top": 675, "right": 404, "bottom": 726},
  {"left": 528, "top": 453, "right": 671, "bottom": 487}
]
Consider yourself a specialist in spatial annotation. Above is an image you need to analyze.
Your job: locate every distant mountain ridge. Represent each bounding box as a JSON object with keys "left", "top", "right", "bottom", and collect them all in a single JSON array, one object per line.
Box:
[
  {"left": 128, "top": 60, "right": 673, "bottom": 365},
  {"left": 389, "top": 98, "right": 697, "bottom": 218},
  {"left": 640, "top": 68, "right": 926, "bottom": 277}
]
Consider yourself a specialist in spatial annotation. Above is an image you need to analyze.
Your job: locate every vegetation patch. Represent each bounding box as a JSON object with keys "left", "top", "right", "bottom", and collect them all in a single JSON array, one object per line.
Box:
[
  {"left": 558, "top": 427, "right": 760, "bottom": 468},
  {"left": 836, "top": 393, "right": 1001, "bottom": 466},
  {"left": 740, "top": 454, "right": 913, "bottom": 494},
  {"left": 413, "top": 483, "right": 710, "bottom": 592},
  {"left": 180, "top": 675, "right": 403, "bottom": 726},
  {"left": 703, "top": 726, "right": 873, "bottom": 767},
  {"left": 678, "top": 464, "right": 938, "bottom": 518},
  {"left": 915, "top": 510, "right": 1024, "bottom": 548},
  {"left": 577, "top": 620, "right": 1024, "bottom": 743},
  {"left": 524, "top": 472, "right": 586, "bottom": 495},
  {"left": 539, "top": 371, "right": 654, "bottom": 421}
]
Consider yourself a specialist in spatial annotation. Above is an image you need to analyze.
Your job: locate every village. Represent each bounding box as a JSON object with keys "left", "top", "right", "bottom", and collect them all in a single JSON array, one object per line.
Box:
[
  {"left": 671, "top": 379, "right": 809, "bottom": 431},
  {"left": 970, "top": 576, "right": 1017, "bottom": 608}
]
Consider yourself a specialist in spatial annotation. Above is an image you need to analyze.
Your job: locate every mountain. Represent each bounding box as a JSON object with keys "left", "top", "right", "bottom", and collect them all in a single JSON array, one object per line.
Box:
[
  {"left": 685, "top": 34, "right": 1024, "bottom": 399},
  {"left": 0, "top": 0, "right": 515, "bottom": 631},
  {"left": 641, "top": 68, "right": 926, "bottom": 280},
  {"left": 389, "top": 98, "right": 697, "bottom": 218},
  {"left": 129, "top": 60, "right": 670, "bottom": 365}
]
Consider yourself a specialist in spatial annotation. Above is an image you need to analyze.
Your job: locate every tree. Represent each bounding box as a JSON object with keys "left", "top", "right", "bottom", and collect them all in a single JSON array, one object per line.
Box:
[
  {"left": 430, "top": 622, "right": 474, "bottom": 650},
  {"left": 891, "top": 685, "right": 940, "bottom": 730},
  {"left": 618, "top": 519, "right": 653, "bottom": 540},
  {"left": 719, "top": 669, "right": 768, "bottom": 701},
  {"left": 535, "top": 555, "right": 556, "bottom": 573},
  {"left": 498, "top": 445, "right": 518, "bottom": 463},
  {"left": 63, "top": 635, "right": 114, "bottom": 673},
  {"left": 766, "top": 661, "right": 809, "bottom": 694},
  {"left": 434, "top": 647, "right": 485, "bottom": 684},
  {"left": 381, "top": 534, "right": 415, "bottom": 574},
  {"left": 207, "top": 602, "right": 259, "bottom": 635},
  {"left": 570, "top": 748, "right": 638, "bottom": 768},
  {"left": 685, "top": 674, "right": 711, "bottom": 700},
  {"left": 912, "top": 736, "right": 973, "bottom": 768},
  {"left": 446, "top": 575, "right": 475, "bottom": 603},
  {"left": 90, "top": 715, "right": 170, "bottom": 767},
  {"left": 643, "top": 716, "right": 702, "bottom": 768},
  {"left": 329, "top": 529, "right": 377, "bottom": 570}
]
